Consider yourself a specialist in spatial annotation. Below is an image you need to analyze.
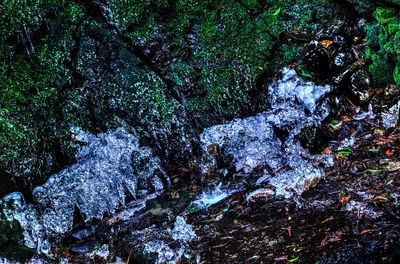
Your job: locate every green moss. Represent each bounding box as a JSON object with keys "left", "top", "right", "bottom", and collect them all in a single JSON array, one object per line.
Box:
[
  {"left": 0, "top": 1, "right": 85, "bottom": 179},
  {"left": 394, "top": 66, "right": 400, "bottom": 85},
  {"left": 365, "top": 7, "right": 400, "bottom": 86},
  {"left": 0, "top": 203, "right": 34, "bottom": 260},
  {"left": 0, "top": 0, "right": 63, "bottom": 39}
]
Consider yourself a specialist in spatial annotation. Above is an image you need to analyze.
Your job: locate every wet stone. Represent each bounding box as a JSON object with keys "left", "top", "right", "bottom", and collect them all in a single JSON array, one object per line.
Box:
[
  {"left": 333, "top": 50, "right": 353, "bottom": 68},
  {"left": 87, "top": 244, "right": 110, "bottom": 259},
  {"left": 383, "top": 84, "right": 400, "bottom": 103},
  {"left": 126, "top": 223, "right": 195, "bottom": 264},
  {"left": 171, "top": 216, "right": 196, "bottom": 242},
  {"left": 71, "top": 226, "right": 96, "bottom": 240},
  {"left": 200, "top": 68, "right": 333, "bottom": 198},
  {"left": 350, "top": 69, "right": 373, "bottom": 103},
  {"left": 191, "top": 184, "right": 242, "bottom": 211},
  {"left": 303, "top": 41, "right": 331, "bottom": 76},
  {"left": 33, "top": 128, "right": 167, "bottom": 235},
  {"left": 335, "top": 67, "right": 373, "bottom": 105},
  {"left": 70, "top": 242, "right": 100, "bottom": 254},
  {"left": 0, "top": 192, "right": 49, "bottom": 252},
  {"left": 379, "top": 159, "right": 400, "bottom": 172},
  {"left": 296, "top": 125, "right": 326, "bottom": 152},
  {"left": 1, "top": 129, "right": 168, "bottom": 252},
  {"left": 381, "top": 100, "right": 400, "bottom": 129},
  {"left": 0, "top": 257, "right": 14, "bottom": 264}
]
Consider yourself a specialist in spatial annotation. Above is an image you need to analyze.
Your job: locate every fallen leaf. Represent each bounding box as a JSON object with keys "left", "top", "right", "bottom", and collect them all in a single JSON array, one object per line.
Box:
[
  {"left": 320, "top": 216, "right": 334, "bottom": 224},
  {"left": 374, "top": 135, "right": 397, "bottom": 145},
  {"left": 214, "top": 214, "right": 224, "bottom": 221},
  {"left": 341, "top": 115, "right": 353, "bottom": 122},
  {"left": 374, "top": 195, "right": 389, "bottom": 202},
  {"left": 70, "top": 134, "right": 77, "bottom": 142},
  {"left": 360, "top": 229, "right": 374, "bottom": 235},
  {"left": 319, "top": 230, "right": 343, "bottom": 247},
  {"left": 288, "top": 226, "right": 292, "bottom": 237},
  {"left": 339, "top": 196, "right": 351, "bottom": 204},
  {"left": 274, "top": 256, "right": 288, "bottom": 261},
  {"left": 386, "top": 179, "right": 394, "bottom": 185},
  {"left": 322, "top": 147, "right": 333, "bottom": 155},
  {"left": 320, "top": 39, "right": 333, "bottom": 49},
  {"left": 272, "top": 7, "right": 282, "bottom": 16},
  {"left": 369, "top": 147, "right": 380, "bottom": 153},
  {"left": 385, "top": 149, "right": 394, "bottom": 157}
]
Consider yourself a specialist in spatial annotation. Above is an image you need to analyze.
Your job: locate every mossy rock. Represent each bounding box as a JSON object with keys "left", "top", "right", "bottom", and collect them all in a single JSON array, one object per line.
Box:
[{"left": 0, "top": 202, "right": 34, "bottom": 261}]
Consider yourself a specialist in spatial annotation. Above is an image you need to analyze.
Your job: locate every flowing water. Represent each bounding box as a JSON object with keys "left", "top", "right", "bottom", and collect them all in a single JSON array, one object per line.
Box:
[{"left": 1, "top": 68, "right": 336, "bottom": 262}]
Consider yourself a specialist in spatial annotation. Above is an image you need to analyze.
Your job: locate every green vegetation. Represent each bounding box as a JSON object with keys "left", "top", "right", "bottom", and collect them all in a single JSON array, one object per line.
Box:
[
  {"left": 365, "top": 7, "right": 400, "bottom": 86},
  {"left": 108, "top": 0, "right": 334, "bottom": 118},
  {"left": 338, "top": 147, "right": 353, "bottom": 156},
  {"left": 0, "top": 1, "right": 85, "bottom": 179}
]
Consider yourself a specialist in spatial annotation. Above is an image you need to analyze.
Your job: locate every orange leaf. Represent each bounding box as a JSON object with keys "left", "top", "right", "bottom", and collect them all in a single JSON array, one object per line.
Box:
[
  {"left": 360, "top": 229, "right": 373, "bottom": 235},
  {"left": 341, "top": 115, "right": 352, "bottom": 122},
  {"left": 385, "top": 149, "right": 394, "bottom": 157},
  {"left": 320, "top": 39, "right": 333, "bottom": 49},
  {"left": 322, "top": 147, "right": 333, "bottom": 154},
  {"left": 339, "top": 196, "right": 351, "bottom": 204}
]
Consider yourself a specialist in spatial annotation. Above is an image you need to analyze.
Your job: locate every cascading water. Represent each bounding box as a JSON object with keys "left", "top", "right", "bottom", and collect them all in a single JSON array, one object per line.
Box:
[
  {"left": 1, "top": 68, "right": 334, "bottom": 263},
  {"left": 124, "top": 68, "right": 335, "bottom": 263},
  {"left": 1, "top": 128, "right": 168, "bottom": 253},
  {"left": 200, "top": 68, "right": 333, "bottom": 197}
]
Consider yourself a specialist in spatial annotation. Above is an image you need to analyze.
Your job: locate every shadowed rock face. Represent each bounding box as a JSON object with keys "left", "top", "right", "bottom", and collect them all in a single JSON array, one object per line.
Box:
[
  {"left": 200, "top": 68, "right": 333, "bottom": 197},
  {"left": 1, "top": 128, "right": 168, "bottom": 251}
]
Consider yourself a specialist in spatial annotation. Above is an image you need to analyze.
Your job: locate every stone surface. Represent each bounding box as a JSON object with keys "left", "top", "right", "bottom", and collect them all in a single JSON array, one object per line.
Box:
[
  {"left": 33, "top": 128, "right": 167, "bottom": 236},
  {"left": 171, "top": 216, "right": 196, "bottom": 242},
  {"left": 1, "top": 128, "right": 168, "bottom": 251},
  {"left": 200, "top": 68, "right": 332, "bottom": 197},
  {"left": 382, "top": 101, "right": 400, "bottom": 128}
]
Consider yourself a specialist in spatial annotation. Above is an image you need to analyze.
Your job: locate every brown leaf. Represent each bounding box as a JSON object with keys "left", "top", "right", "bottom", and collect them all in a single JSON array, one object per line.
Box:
[
  {"left": 288, "top": 226, "right": 292, "bottom": 237},
  {"left": 374, "top": 135, "right": 398, "bottom": 145},
  {"left": 374, "top": 195, "right": 389, "bottom": 202}
]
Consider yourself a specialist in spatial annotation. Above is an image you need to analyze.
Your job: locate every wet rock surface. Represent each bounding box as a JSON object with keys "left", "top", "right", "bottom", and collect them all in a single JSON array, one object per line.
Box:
[
  {"left": 200, "top": 68, "right": 332, "bottom": 198},
  {"left": 1, "top": 128, "right": 168, "bottom": 253}
]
